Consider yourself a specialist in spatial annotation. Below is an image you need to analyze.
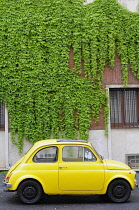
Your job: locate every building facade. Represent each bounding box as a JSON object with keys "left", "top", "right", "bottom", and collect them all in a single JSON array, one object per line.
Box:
[{"left": 0, "top": 0, "right": 139, "bottom": 170}]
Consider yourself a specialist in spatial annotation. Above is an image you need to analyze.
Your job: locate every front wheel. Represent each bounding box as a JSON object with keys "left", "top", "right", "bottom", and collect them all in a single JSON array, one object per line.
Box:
[
  {"left": 106, "top": 179, "right": 131, "bottom": 203},
  {"left": 17, "top": 180, "right": 43, "bottom": 204}
]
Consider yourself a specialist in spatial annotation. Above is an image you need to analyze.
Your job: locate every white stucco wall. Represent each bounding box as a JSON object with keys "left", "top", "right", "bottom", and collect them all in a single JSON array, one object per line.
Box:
[
  {"left": 89, "top": 130, "right": 109, "bottom": 159},
  {"left": 0, "top": 132, "right": 6, "bottom": 168},
  {"left": 117, "top": 0, "right": 139, "bottom": 12},
  {"left": 84, "top": 0, "right": 139, "bottom": 12},
  {"left": 8, "top": 137, "right": 33, "bottom": 167},
  {"left": 111, "top": 129, "right": 139, "bottom": 163},
  {"left": 0, "top": 107, "right": 9, "bottom": 170}
]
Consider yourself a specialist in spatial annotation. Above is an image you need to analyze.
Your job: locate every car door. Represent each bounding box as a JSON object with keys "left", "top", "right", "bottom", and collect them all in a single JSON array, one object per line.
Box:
[
  {"left": 30, "top": 145, "right": 59, "bottom": 193},
  {"left": 59, "top": 145, "right": 105, "bottom": 191}
]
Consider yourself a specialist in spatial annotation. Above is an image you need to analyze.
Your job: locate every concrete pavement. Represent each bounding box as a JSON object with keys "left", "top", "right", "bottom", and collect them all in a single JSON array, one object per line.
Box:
[
  {"left": 0, "top": 174, "right": 5, "bottom": 192},
  {"left": 0, "top": 172, "right": 139, "bottom": 209}
]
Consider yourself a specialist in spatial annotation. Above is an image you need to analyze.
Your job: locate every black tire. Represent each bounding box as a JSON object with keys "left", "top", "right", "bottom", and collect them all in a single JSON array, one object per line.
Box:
[
  {"left": 17, "top": 180, "right": 43, "bottom": 204},
  {"left": 106, "top": 179, "right": 131, "bottom": 203}
]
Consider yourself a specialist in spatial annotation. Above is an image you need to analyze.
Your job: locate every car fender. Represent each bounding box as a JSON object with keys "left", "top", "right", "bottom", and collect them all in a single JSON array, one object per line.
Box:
[
  {"left": 102, "top": 172, "right": 135, "bottom": 194},
  {"left": 10, "top": 174, "right": 45, "bottom": 192}
]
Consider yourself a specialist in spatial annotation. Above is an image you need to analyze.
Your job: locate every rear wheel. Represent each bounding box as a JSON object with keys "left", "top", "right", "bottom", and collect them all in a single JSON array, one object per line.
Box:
[
  {"left": 17, "top": 180, "right": 43, "bottom": 204},
  {"left": 107, "top": 179, "right": 131, "bottom": 203}
]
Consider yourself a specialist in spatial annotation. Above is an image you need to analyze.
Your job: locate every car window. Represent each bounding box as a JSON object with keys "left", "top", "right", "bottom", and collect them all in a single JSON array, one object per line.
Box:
[
  {"left": 33, "top": 146, "right": 58, "bottom": 163},
  {"left": 62, "top": 146, "right": 97, "bottom": 162}
]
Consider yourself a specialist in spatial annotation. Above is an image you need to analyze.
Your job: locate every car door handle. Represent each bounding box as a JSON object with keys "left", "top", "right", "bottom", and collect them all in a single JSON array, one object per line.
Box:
[{"left": 59, "top": 166, "right": 67, "bottom": 169}]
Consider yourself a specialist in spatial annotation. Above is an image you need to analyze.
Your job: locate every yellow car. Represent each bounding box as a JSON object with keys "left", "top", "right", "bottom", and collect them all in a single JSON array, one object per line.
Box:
[{"left": 3, "top": 139, "right": 138, "bottom": 204}]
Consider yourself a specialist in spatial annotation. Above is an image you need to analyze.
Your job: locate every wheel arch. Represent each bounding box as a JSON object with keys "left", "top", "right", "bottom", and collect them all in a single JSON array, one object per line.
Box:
[
  {"left": 103, "top": 175, "right": 133, "bottom": 194},
  {"left": 17, "top": 178, "right": 44, "bottom": 204},
  {"left": 17, "top": 178, "right": 44, "bottom": 192},
  {"left": 12, "top": 175, "right": 45, "bottom": 193},
  {"left": 106, "top": 178, "right": 132, "bottom": 192},
  {"left": 105, "top": 178, "right": 132, "bottom": 203}
]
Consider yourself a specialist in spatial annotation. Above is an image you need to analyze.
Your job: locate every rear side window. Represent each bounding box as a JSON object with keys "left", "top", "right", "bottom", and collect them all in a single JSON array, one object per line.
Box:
[
  {"left": 33, "top": 146, "right": 58, "bottom": 163},
  {"left": 62, "top": 146, "right": 97, "bottom": 162}
]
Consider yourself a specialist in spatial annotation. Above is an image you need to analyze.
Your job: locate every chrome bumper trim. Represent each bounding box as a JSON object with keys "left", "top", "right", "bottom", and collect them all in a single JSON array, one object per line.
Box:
[{"left": 3, "top": 183, "right": 12, "bottom": 188}]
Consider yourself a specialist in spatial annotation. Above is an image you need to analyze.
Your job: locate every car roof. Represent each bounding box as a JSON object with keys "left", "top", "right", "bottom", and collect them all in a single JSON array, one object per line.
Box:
[
  {"left": 23, "top": 139, "right": 94, "bottom": 163},
  {"left": 33, "top": 139, "right": 90, "bottom": 148}
]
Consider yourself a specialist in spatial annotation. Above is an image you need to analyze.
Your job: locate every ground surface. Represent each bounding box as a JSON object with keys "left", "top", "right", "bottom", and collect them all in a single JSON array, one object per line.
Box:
[{"left": 0, "top": 172, "right": 139, "bottom": 210}]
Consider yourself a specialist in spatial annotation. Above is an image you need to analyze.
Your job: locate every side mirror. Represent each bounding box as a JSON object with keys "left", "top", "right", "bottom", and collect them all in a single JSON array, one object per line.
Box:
[{"left": 100, "top": 155, "right": 104, "bottom": 161}]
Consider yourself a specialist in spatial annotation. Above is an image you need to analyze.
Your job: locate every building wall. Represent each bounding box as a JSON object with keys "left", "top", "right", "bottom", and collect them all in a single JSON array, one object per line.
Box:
[
  {"left": 88, "top": 55, "right": 139, "bottom": 170},
  {"left": 103, "top": 56, "right": 139, "bottom": 86},
  {"left": 0, "top": 107, "right": 9, "bottom": 170},
  {"left": 103, "top": 57, "right": 139, "bottom": 169},
  {"left": 117, "top": 0, "right": 139, "bottom": 12},
  {"left": 70, "top": 43, "right": 139, "bottom": 169},
  {"left": 111, "top": 129, "right": 139, "bottom": 163},
  {"left": 85, "top": 3, "right": 139, "bottom": 167},
  {"left": 89, "top": 130, "right": 109, "bottom": 159},
  {"left": 8, "top": 137, "right": 33, "bottom": 167},
  {"left": 0, "top": 132, "right": 6, "bottom": 168},
  {"left": 1, "top": 0, "right": 139, "bottom": 169},
  {"left": 84, "top": 0, "right": 139, "bottom": 13},
  {"left": 2, "top": 55, "right": 139, "bottom": 168}
]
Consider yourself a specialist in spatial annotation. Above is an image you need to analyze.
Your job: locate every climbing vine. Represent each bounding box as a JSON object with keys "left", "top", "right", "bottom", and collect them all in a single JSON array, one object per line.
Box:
[{"left": 0, "top": 0, "right": 139, "bottom": 151}]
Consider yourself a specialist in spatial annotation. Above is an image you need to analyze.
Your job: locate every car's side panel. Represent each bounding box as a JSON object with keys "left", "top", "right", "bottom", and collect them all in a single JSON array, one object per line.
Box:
[
  {"left": 58, "top": 161, "right": 105, "bottom": 191},
  {"left": 100, "top": 170, "right": 136, "bottom": 194},
  {"left": 58, "top": 145, "right": 105, "bottom": 191},
  {"left": 8, "top": 163, "right": 59, "bottom": 193}
]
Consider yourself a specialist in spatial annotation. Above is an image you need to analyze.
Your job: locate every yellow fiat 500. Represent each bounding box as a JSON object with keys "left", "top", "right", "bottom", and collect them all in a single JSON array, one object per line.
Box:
[{"left": 4, "top": 139, "right": 137, "bottom": 204}]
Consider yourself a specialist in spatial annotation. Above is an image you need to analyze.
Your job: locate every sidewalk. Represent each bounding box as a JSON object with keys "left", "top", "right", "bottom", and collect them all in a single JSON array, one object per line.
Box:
[
  {"left": 0, "top": 174, "right": 5, "bottom": 186},
  {"left": 0, "top": 174, "right": 5, "bottom": 192}
]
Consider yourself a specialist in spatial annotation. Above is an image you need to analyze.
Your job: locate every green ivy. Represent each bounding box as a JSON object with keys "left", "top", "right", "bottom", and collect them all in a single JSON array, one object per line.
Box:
[{"left": 0, "top": 0, "right": 139, "bottom": 151}]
